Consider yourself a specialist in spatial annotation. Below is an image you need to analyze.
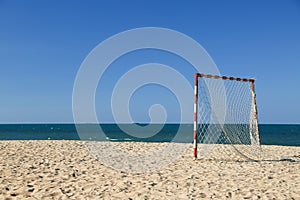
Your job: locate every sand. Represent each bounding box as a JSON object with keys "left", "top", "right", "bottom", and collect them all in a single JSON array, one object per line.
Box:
[{"left": 0, "top": 140, "right": 299, "bottom": 199}]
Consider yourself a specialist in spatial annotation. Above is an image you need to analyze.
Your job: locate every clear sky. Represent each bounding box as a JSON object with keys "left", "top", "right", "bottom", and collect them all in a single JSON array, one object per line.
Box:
[{"left": 0, "top": 0, "right": 299, "bottom": 124}]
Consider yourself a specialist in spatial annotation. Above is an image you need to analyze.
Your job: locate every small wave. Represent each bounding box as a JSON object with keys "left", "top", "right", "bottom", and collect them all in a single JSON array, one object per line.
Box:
[
  {"left": 107, "top": 138, "right": 119, "bottom": 141},
  {"left": 106, "top": 137, "right": 133, "bottom": 141}
]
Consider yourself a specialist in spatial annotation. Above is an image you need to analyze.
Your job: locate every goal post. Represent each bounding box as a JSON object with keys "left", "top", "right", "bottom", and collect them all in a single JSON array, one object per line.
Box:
[{"left": 193, "top": 73, "right": 261, "bottom": 160}]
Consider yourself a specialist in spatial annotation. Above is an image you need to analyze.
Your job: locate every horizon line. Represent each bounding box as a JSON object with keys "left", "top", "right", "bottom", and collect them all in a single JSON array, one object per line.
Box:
[{"left": 0, "top": 122, "right": 299, "bottom": 125}]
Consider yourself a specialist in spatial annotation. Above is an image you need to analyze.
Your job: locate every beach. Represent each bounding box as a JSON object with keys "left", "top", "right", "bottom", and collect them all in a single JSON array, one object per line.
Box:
[{"left": 0, "top": 140, "right": 299, "bottom": 199}]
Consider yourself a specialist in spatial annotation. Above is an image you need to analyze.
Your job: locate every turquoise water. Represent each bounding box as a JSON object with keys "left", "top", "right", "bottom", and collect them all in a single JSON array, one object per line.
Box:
[{"left": 0, "top": 124, "right": 299, "bottom": 146}]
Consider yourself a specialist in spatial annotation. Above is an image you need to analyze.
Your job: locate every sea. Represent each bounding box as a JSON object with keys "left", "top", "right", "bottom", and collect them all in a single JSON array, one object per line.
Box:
[{"left": 0, "top": 124, "right": 299, "bottom": 146}]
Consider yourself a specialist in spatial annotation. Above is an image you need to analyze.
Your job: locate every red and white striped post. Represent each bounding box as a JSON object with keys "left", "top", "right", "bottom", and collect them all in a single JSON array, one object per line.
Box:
[
  {"left": 193, "top": 73, "right": 199, "bottom": 159},
  {"left": 251, "top": 80, "right": 261, "bottom": 145}
]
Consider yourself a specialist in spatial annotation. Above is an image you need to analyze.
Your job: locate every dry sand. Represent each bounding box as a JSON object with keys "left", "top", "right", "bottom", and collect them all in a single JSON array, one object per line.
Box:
[{"left": 0, "top": 140, "right": 299, "bottom": 199}]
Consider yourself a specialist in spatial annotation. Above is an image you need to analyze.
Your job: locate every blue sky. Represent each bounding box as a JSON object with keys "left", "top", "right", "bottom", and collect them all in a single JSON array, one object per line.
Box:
[{"left": 0, "top": 0, "right": 299, "bottom": 124}]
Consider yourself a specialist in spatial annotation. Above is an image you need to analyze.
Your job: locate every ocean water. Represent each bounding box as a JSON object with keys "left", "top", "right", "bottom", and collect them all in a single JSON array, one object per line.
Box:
[{"left": 0, "top": 124, "right": 299, "bottom": 146}]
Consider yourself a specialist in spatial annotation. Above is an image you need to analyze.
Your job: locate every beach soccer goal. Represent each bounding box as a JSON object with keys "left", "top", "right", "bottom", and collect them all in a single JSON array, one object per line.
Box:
[{"left": 193, "top": 73, "right": 261, "bottom": 160}]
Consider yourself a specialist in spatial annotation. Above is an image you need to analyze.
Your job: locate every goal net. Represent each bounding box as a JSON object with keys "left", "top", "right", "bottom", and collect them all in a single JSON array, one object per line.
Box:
[{"left": 193, "top": 73, "right": 261, "bottom": 161}]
